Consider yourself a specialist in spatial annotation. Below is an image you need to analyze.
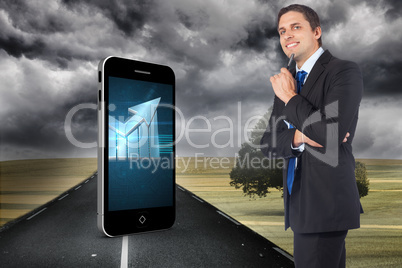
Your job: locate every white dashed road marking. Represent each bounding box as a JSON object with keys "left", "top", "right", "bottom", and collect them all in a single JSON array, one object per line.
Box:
[
  {"left": 26, "top": 208, "right": 47, "bottom": 220},
  {"left": 120, "top": 236, "right": 128, "bottom": 268}
]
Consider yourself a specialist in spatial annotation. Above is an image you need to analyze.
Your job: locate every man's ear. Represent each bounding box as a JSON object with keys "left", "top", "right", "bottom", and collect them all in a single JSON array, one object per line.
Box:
[{"left": 314, "top": 26, "right": 322, "bottom": 40}]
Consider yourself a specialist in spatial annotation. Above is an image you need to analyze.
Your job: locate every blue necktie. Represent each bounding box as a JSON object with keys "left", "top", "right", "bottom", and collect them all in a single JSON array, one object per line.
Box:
[{"left": 287, "top": 70, "right": 308, "bottom": 195}]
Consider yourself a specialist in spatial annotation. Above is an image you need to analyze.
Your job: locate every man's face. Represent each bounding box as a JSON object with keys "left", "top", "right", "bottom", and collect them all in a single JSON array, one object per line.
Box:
[{"left": 278, "top": 11, "right": 321, "bottom": 68}]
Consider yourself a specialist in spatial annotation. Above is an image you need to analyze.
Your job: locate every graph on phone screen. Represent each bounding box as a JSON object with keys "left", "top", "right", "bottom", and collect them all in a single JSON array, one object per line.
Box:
[{"left": 108, "top": 77, "right": 174, "bottom": 211}]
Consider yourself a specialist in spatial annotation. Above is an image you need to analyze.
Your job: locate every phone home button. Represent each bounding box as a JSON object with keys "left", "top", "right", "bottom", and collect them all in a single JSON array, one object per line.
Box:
[{"left": 136, "top": 212, "right": 149, "bottom": 228}]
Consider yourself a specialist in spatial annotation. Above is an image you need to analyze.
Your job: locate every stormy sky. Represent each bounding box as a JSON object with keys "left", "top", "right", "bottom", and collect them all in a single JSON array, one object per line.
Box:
[{"left": 0, "top": 0, "right": 401, "bottom": 161}]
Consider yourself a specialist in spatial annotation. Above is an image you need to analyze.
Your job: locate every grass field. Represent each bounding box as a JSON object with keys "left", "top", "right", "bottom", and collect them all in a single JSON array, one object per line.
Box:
[
  {"left": 176, "top": 157, "right": 402, "bottom": 268},
  {"left": 0, "top": 158, "right": 97, "bottom": 227}
]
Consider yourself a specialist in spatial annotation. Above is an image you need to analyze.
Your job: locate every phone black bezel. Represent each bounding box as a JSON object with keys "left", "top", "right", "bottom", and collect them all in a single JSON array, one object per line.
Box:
[{"left": 102, "top": 57, "right": 175, "bottom": 236}]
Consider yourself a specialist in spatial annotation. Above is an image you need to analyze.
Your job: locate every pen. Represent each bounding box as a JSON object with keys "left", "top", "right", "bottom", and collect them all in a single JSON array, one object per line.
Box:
[{"left": 287, "top": 53, "right": 295, "bottom": 70}]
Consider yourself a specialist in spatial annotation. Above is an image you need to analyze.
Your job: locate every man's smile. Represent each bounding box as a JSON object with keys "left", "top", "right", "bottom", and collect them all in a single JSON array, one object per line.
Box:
[{"left": 286, "top": 42, "right": 299, "bottom": 48}]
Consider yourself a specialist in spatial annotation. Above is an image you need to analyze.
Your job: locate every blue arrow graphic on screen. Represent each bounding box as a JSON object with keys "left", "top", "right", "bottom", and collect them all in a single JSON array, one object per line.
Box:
[{"left": 109, "top": 98, "right": 161, "bottom": 159}]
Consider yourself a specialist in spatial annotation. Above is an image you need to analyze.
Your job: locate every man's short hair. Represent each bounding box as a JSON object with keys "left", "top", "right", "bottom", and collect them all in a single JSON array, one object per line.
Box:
[{"left": 278, "top": 4, "right": 322, "bottom": 46}]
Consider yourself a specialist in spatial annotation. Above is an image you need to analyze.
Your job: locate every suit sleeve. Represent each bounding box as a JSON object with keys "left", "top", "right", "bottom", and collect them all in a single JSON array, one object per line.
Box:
[
  {"left": 283, "top": 61, "right": 363, "bottom": 147},
  {"left": 260, "top": 95, "right": 303, "bottom": 159}
]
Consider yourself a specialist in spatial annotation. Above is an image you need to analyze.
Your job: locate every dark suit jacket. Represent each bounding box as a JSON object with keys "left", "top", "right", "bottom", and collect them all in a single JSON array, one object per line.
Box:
[{"left": 260, "top": 50, "right": 364, "bottom": 233}]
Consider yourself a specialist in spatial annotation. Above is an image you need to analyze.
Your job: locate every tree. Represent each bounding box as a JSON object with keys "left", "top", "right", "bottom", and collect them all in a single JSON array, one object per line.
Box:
[
  {"left": 229, "top": 143, "right": 283, "bottom": 198},
  {"left": 229, "top": 107, "right": 283, "bottom": 198},
  {"left": 355, "top": 161, "right": 370, "bottom": 198}
]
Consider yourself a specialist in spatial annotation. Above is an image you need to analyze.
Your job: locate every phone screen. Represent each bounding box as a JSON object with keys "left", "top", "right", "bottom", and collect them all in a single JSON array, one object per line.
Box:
[{"left": 107, "top": 77, "right": 174, "bottom": 212}]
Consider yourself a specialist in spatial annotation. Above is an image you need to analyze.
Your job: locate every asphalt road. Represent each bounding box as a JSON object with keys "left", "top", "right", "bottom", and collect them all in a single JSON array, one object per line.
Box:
[{"left": 0, "top": 173, "right": 294, "bottom": 267}]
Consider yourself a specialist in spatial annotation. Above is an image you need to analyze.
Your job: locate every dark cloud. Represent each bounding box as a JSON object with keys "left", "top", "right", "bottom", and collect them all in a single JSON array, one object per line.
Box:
[
  {"left": 61, "top": 0, "right": 153, "bottom": 36},
  {"left": 0, "top": 34, "right": 88, "bottom": 69},
  {"left": 0, "top": 0, "right": 79, "bottom": 68},
  {"left": 234, "top": 21, "right": 278, "bottom": 52},
  {"left": 0, "top": 85, "right": 97, "bottom": 153},
  {"left": 319, "top": 2, "right": 349, "bottom": 31},
  {"left": 0, "top": 35, "right": 46, "bottom": 59},
  {"left": 0, "top": 0, "right": 120, "bottom": 68},
  {"left": 175, "top": 8, "right": 209, "bottom": 30},
  {"left": 0, "top": 52, "right": 98, "bottom": 160},
  {"left": 0, "top": 0, "right": 401, "bottom": 160},
  {"left": 383, "top": 0, "right": 402, "bottom": 19},
  {"left": 353, "top": 97, "right": 402, "bottom": 159},
  {"left": 361, "top": 60, "right": 402, "bottom": 96},
  {"left": 0, "top": 0, "right": 73, "bottom": 34}
]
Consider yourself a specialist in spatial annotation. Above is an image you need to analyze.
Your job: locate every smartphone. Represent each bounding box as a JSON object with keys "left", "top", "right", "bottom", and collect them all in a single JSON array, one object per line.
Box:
[{"left": 98, "top": 56, "right": 175, "bottom": 236}]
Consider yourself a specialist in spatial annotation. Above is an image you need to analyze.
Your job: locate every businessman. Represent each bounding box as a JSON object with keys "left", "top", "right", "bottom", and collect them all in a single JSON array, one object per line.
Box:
[{"left": 260, "top": 4, "right": 363, "bottom": 268}]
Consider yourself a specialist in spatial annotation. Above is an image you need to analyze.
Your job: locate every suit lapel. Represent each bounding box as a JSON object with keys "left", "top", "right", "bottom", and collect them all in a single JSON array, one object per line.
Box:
[{"left": 299, "top": 50, "right": 332, "bottom": 97}]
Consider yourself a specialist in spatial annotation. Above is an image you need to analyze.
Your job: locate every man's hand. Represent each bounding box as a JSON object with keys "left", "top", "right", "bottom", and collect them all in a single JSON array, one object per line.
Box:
[
  {"left": 292, "top": 130, "right": 323, "bottom": 148},
  {"left": 270, "top": 68, "right": 297, "bottom": 104},
  {"left": 343, "top": 132, "right": 350, "bottom": 143},
  {"left": 293, "top": 130, "right": 350, "bottom": 148}
]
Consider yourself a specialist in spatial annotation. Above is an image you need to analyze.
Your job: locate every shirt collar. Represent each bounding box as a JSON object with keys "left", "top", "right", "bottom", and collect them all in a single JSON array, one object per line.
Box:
[{"left": 296, "top": 47, "right": 325, "bottom": 79}]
